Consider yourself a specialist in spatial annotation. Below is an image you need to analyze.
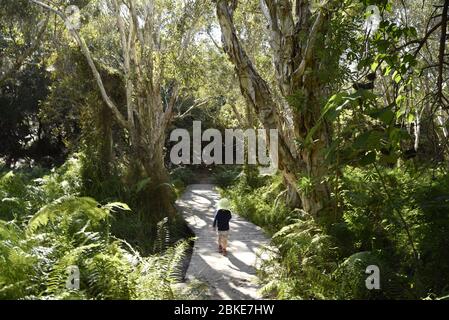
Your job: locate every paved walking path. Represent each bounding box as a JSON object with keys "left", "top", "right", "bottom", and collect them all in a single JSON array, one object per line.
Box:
[{"left": 176, "top": 184, "right": 269, "bottom": 300}]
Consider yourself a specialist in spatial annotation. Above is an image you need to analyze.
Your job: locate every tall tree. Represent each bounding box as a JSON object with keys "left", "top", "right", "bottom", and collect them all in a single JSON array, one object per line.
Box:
[
  {"left": 29, "top": 0, "right": 202, "bottom": 216},
  {"left": 0, "top": 0, "right": 48, "bottom": 85},
  {"left": 215, "top": 0, "right": 355, "bottom": 216}
]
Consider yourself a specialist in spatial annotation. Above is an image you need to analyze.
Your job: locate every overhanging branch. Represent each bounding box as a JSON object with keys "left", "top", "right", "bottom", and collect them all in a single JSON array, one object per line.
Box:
[{"left": 29, "top": 0, "right": 130, "bottom": 130}]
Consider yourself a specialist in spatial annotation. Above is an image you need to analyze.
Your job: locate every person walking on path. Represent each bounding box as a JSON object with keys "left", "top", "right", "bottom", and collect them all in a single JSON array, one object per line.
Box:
[{"left": 212, "top": 198, "right": 232, "bottom": 256}]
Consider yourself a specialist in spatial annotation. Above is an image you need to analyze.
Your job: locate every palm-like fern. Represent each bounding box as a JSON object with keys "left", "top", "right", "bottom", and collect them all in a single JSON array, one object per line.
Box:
[
  {"left": 0, "top": 192, "right": 188, "bottom": 300},
  {"left": 260, "top": 215, "right": 339, "bottom": 299},
  {"left": 136, "top": 240, "right": 189, "bottom": 299}
]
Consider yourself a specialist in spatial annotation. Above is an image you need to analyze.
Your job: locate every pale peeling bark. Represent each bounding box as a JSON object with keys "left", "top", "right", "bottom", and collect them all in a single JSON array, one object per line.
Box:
[
  {"left": 30, "top": 0, "right": 196, "bottom": 216},
  {"left": 436, "top": 109, "right": 449, "bottom": 160},
  {"left": 115, "top": 0, "right": 135, "bottom": 129},
  {"left": 216, "top": 0, "right": 331, "bottom": 216},
  {"left": 216, "top": 0, "right": 301, "bottom": 170},
  {"left": 29, "top": 0, "right": 130, "bottom": 130},
  {"left": 260, "top": 0, "right": 296, "bottom": 96}
]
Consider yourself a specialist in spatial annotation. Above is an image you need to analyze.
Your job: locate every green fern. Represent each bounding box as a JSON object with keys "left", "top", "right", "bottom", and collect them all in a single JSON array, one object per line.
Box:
[{"left": 27, "top": 196, "right": 109, "bottom": 234}]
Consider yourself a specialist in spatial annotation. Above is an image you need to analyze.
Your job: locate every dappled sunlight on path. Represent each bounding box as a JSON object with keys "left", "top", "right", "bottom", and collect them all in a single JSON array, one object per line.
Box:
[{"left": 176, "top": 184, "right": 270, "bottom": 300}]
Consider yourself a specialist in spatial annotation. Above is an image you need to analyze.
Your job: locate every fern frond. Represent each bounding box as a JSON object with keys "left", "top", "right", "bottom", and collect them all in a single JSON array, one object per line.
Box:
[{"left": 27, "top": 196, "right": 108, "bottom": 233}]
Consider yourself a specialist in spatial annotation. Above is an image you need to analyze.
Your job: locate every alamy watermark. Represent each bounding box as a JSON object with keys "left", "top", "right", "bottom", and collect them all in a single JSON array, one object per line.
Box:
[
  {"left": 66, "top": 265, "right": 80, "bottom": 290},
  {"left": 365, "top": 265, "right": 381, "bottom": 290},
  {"left": 365, "top": 5, "right": 381, "bottom": 34},
  {"left": 169, "top": 121, "right": 278, "bottom": 175},
  {"left": 62, "top": 0, "right": 81, "bottom": 30}
]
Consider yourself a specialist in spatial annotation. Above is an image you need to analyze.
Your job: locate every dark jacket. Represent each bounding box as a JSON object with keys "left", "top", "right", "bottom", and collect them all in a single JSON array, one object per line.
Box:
[{"left": 213, "top": 209, "right": 232, "bottom": 231}]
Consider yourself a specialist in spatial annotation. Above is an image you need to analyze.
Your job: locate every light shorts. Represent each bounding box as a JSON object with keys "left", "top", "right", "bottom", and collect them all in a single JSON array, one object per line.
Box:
[{"left": 218, "top": 230, "right": 229, "bottom": 241}]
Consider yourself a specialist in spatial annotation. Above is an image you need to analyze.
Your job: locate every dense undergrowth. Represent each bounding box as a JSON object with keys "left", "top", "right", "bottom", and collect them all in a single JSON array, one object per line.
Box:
[
  {"left": 220, "top": 163, "right": 449, "bottom": 300},
  {"left": 0, "top": 157, "right": 194, "bottom": 299}
]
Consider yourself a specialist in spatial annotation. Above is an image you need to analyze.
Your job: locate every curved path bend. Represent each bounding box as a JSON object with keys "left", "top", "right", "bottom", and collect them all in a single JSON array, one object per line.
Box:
[{"left": 176, "top": 184, "right": 269, "bottom": 300}]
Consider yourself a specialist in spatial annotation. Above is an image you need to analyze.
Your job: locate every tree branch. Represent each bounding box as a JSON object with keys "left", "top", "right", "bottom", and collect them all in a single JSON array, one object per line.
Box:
[
  {"left": 215, "top": 0, "right": 304, "bottom": 176},
  {"left": 164, "top": 83, "right": 179, "bottom": 125},
  {"left": 114, "top": 0, "right": 135, "bottom": 129},
  {"left": 175, "top": 98, "right": 209, "bottom": 120},
  {"left": 29, "top": 0, "right": 130, "bottom": 130},
  {"left": 0, "top": 14, "right": 49, "bottom": 85},
  {"left": 436, "top": 0, "right": 448, "bottom": 103},
  {"left": 293, "top": 8, "right": 326, "bottom": 80}
]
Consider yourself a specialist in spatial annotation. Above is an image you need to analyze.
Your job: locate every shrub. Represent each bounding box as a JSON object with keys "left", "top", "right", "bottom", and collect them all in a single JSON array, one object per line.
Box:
[
  {"left": 0, "top": 196, "right": 189, "bottom": 299},
  {"left": 223, "top": 163, "right": 449, "bottom": 299},
  {"left": 212, "top": 165, "right": 241, "bottom": 188}
]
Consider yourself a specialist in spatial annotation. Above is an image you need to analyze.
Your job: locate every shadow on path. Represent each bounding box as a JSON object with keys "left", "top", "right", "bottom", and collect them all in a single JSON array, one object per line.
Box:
[{"left": 176, "top": 184, "right": 269, "bottom": 300}]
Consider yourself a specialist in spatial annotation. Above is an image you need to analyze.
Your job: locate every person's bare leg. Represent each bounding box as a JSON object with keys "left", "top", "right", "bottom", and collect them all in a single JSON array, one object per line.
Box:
[
  {"left": 218, "top": 233, "right": 223, "bottom": 252},
  {"left": 222, "top": 234, "right": 228, "bottom": 256}
]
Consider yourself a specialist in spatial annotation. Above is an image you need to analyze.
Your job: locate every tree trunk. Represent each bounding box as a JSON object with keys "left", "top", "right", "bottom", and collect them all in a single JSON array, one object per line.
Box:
[
  {"left": 216, "top": 0, "right": 331, "bottom": 217},
  {"left": 30, "top": 0, "right": 191, "bottom": 219},
  {"left": 129, "top": 103, "right": 176, "bottom": 218},
  {"left": 99, "top": 104, "right": 113, "bottom": 177}
]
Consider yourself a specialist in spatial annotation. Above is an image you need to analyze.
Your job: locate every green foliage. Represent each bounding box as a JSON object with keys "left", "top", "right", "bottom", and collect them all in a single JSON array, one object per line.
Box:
[
  {"left": 0, "top": 1, "right": 66, "bottom": 165},
  {"left": 0, "top": 157, "right": 82, "bottom": 222},
  {"left": 1, "top": 0, "right": 448, "bottom": 302},
  {"left": 338, "top": 166, "right": 449, "bottom": 298},
  {"left": 297, "top": 177, "right": 314, "bottom": 196},
  {"left": 0, "top": 196, "right": 188, "bottom": 300},
  {"left": 334, "top": 251, "right": 408, "bottom": 299},
  {"left": 0, "top": 157, "right": 193, "bottom": 299},
  {"left": 259, "top": 215, "right": 339, "bottom": 299},
  {"left": 222, "top": 163, "right": 449, "bottom": 299},
  {"left": 221, "top": 172, "right": 291, "bottom": 235},
  {"left": 212, "top": 165, "right": 241, "bottom": 188},
  {"left": 170, "top": 167, "right": 195, "bottom": 196},
  {"left": 27, "top": 196, "right": 110, "bottom": 233}
]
